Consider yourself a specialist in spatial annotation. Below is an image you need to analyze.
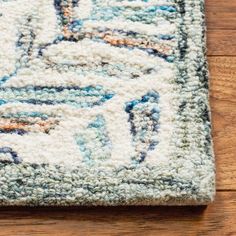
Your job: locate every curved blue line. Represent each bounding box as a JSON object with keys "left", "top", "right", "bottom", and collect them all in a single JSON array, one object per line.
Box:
[{"left": 0, "top": 147, "right": 22, "bottom": 164}]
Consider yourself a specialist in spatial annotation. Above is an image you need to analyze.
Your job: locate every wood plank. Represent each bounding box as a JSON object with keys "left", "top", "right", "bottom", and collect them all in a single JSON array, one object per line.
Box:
[
  {"left": 209, "top": 57, "right": 236, "bottom": 190},
  {"left": 0, "top": 192, "right": 235, "bottom": 236},
  {"left": 206, "top": 0, "right": 236, "bottom": 30},
  {"left": 206, "top": 1, "right": 236, "bottom": 56},
  {"left": 207, "top": 30, "right": 236, "bottom": 56}
]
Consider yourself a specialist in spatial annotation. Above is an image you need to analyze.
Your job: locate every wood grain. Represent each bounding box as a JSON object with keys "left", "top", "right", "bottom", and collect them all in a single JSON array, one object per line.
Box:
[
  {"left": 206, "top": 0, "right": 236, "bottom": 56},
  {"left": 0, "top": 193, "right": 235, "bottom": 236},
  {"left": 0, "top": 0, "right": 235, "bottom": 235},
  {"left": 207, "top": 30, "right": 236, "bottom": 56},
  {"left": 206, "top": 0, "right": 236, "bottom": 30},
  {"left": 209, "top": 57, "right": 236, "bottom": 190}
]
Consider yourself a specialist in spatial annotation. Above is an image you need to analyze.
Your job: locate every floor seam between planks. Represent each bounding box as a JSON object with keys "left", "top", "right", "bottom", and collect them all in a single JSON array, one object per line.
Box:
[
  {"left": 208, "top": 55, "right": 236, "bottom": 57},
  {"left": 216, "top": 190, "right": 236, "bottom": 192}
]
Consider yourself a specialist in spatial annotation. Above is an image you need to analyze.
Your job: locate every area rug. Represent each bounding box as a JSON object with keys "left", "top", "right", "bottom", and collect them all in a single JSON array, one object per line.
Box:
[{"left": 0, "top": 0, "right": 215, "bottom": 205}]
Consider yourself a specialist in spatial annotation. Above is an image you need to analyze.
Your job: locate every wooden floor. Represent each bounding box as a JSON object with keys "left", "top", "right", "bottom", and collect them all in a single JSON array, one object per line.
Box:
[{"left": 0, "top": 1, "right": 236, "bottom": 235}]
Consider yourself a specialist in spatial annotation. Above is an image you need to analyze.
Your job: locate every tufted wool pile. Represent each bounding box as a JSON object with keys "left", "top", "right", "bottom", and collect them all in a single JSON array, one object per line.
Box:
[{"left": 0, "top": 0, "right": 215, "bottom": 205}]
